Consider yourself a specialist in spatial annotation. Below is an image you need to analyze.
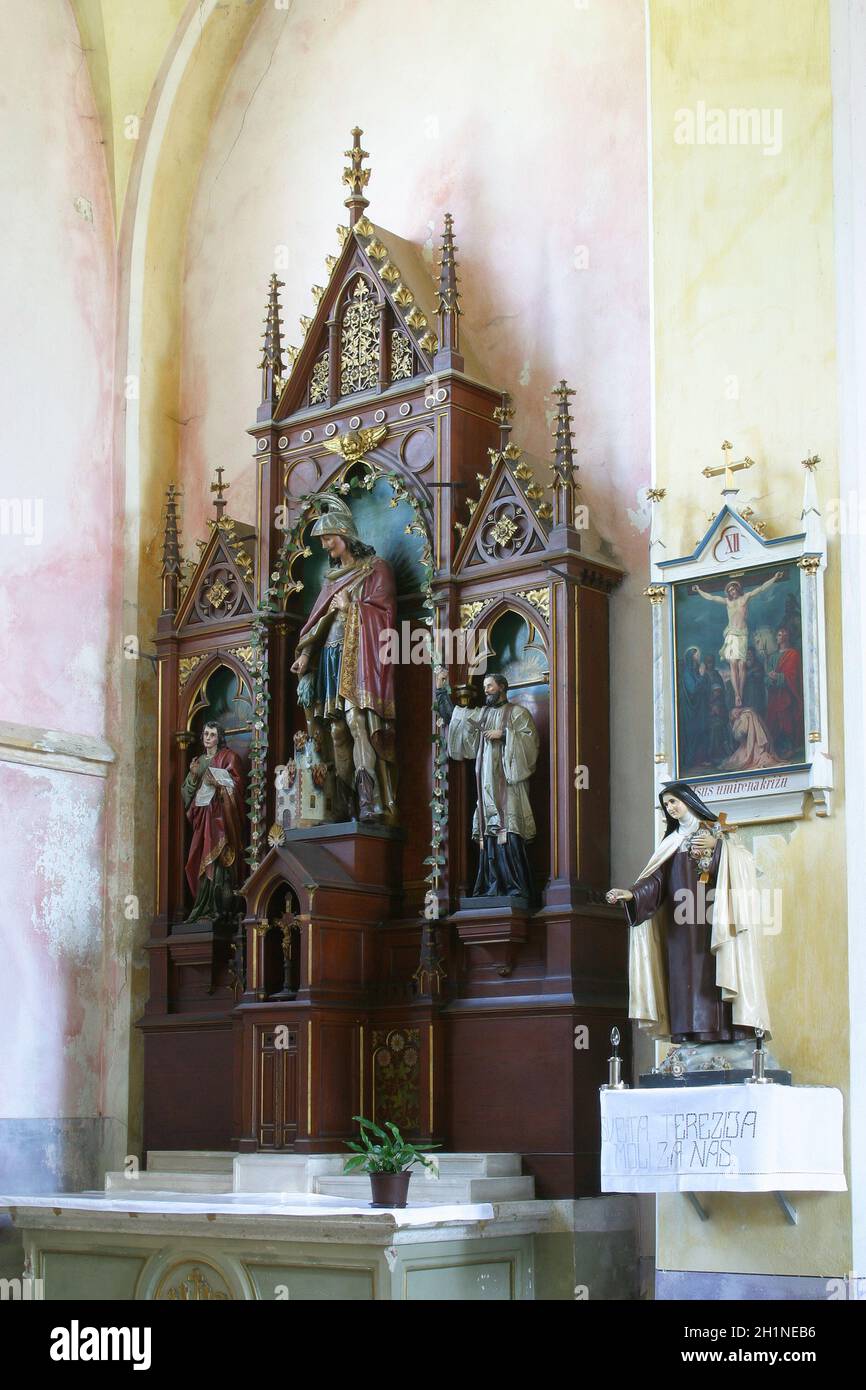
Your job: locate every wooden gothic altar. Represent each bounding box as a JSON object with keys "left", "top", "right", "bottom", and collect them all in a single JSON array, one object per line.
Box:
[{"left": 141, "top": 131, "right": 627, "bottom": 1196}]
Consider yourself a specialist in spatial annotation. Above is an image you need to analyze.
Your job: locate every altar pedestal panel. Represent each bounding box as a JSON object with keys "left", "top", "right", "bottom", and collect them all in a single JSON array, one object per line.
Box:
[
  {"left": 141, "top": 1018, "right": 234, "bottom": 1153},
  {"left": 445, "top": 1003, "right": 628, "bottom": 1197}
]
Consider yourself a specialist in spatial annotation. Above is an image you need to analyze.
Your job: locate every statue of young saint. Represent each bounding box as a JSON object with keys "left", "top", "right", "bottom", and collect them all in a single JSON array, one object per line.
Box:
[
  {"left": 181, "top": 721, "right": 246, "bottom": 922},
  {"left": 435, "top": 668, "right": 540, "bottom": 903},
  {"left": 290, "top": 495, "right": 397, "bottom": 823},
  {"left": 606, "top": 781, "right": 771, "bottom": 1042}
]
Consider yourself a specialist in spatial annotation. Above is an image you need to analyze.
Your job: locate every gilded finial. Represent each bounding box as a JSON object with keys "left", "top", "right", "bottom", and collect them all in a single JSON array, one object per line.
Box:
[
  {"left": 342, "top": 126, "right": 371, "bottom": 226},
  {"left": 211, "top": 465, "right": 229, "bottom": 522},
  {"left": 493, "top": 392, "right": 515, "bottom": 453}
]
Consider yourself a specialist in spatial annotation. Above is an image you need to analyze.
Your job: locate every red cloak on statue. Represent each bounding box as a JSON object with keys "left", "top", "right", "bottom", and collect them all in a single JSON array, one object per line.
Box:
[
  {"left": 296, "top": 556, "right": 396, "bottom": 719},
  {"left": 767, "top": 646, "right": 803, "bottom": 744},
  {"left": 185, "top": 746, "right": 246, "bottom": 895}
]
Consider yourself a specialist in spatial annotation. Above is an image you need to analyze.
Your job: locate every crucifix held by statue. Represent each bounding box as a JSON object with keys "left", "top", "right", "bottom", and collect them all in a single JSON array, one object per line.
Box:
[{"left": 606, "top": 781, "right": 771, "bottom": 1044}]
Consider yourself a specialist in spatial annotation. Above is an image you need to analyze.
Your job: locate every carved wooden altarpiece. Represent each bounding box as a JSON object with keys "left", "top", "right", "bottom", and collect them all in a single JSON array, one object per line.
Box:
[{"left": 141, "top": 131, "right": 626, "bottom": 1195}]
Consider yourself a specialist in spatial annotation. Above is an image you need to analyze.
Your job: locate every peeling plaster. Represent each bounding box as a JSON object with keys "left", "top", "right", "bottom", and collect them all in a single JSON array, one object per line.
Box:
[
  {"left": 30, "top": 789, "right": 102, "bottom": 961},
  {"left": 627, "top": 488, "right": 652, "bottom": 534},
  {"left": 65, "top": 643, "right": 105, "bottom": 710}
]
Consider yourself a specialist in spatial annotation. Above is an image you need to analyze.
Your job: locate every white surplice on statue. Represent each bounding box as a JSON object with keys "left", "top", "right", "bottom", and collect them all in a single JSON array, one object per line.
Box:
[{"left": 600, "top": 1083, "right": 846, "bottom": 1193}]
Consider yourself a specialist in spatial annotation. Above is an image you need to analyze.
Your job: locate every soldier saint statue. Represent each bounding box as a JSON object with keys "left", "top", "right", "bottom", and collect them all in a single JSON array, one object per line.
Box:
[
  {"left": 435, "top": 666, "right": 540, "bottom": 903},
  {"left": 290, "top": 494, "right": 397, "bottom": 823}
]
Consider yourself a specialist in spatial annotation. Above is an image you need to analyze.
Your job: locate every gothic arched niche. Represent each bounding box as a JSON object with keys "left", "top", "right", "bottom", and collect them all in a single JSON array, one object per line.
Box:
[
  {"left": 466, "top": 607, "right": 551, "bottom": 893},
  {"left": 299, "top": 473, "right": 428, "bottom": 614},
  {"left": 480, "top": 608, "right": 549, "bottom": 690},
  {"left": 262, "top": 882, "right": 301, "bottom": 1001},
  {"left": 186, "top": 662, "right": 254, "bottom": 764}
]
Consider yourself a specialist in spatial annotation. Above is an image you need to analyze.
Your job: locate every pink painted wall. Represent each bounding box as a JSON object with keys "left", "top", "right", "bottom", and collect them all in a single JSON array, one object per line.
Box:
[
  {"left": 180, "top": 0, "right": 655, "bottom": 878},
  {"left": 0, "top": 0, "right": 116, "bottom": 1166},
  {"left": 0, "top": 764, "right": 106, "bottom": 1119},
  {"left": 0, "top": 0, "right": 116, "bottom": 737}
]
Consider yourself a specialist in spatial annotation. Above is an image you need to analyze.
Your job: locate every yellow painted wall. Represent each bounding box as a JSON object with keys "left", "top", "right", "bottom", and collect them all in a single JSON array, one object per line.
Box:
[
  {"left": 71, "top": 0, "right": 189, "bottom": 223},
  {"left": 650, "top": 0, "right": 850, "bottom": 1275}
]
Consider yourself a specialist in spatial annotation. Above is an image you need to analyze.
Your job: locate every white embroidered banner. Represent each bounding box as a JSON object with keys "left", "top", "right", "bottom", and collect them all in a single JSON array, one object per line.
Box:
[{"left": 600, "top": 1083, "right": 846, "bottom": 1193}]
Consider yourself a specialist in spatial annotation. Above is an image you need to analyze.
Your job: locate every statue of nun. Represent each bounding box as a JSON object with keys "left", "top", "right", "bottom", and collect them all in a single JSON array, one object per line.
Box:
[{"left": 606, "top": 781, "right": 771, "bottom": 1043}]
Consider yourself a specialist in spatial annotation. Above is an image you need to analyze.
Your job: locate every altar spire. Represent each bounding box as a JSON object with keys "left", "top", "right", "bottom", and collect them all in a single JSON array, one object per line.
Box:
[
  {"left": 342, "top": 126, "right": 371, "bottom": 226},
  {"left": 259, "top": 272, "right": 285, "bottom": 413},
  {"left": 161, "top": 483, "right": 181, "bottom": 616},
  {"left": 210, "top": 465, "right": 229, "bottom": 522},
  {"left": 550, "top": 380, "right": 580, "bottom": 531},
  {"left": 434, "top": 212, "right": 463, "bottom": 370},
  {"left": 493, "top": 391, "right": 515, "bottom": 453}
]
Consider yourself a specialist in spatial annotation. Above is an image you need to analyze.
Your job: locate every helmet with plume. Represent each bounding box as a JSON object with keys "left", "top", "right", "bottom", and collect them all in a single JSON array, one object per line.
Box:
[{"left": 308, "top": 491, "right": 359, "bottom": 542}]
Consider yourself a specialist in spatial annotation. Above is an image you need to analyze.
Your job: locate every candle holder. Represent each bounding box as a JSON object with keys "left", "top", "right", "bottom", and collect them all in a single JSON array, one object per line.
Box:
[
  {"left": 746, "top": 1027, "right": 773, "bottom": 1085},
  {"left": 600, "top": 1026, "right": 628, "bottom": 1091}
]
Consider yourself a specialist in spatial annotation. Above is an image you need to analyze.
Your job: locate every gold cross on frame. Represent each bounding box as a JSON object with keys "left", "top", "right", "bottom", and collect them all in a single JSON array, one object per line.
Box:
[{"left": 702, "top": 440, "right": 755, "bottom": 492}]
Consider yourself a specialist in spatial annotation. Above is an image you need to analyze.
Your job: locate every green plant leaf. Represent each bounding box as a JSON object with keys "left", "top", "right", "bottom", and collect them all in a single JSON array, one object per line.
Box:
[{"left": 353, "top": 1115, "right": 388, "bottom": 1141}]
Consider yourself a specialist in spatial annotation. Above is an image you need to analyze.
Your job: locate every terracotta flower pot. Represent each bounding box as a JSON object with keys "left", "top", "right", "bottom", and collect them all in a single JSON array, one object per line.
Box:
[{"left": 369, "top": 1170, "right": 412, "bottom": 1208}]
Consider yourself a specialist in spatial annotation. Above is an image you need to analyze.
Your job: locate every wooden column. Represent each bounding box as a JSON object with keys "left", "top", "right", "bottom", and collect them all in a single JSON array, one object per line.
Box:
[{"left": 545, "top": 571, "right": 581, "bottom": 906}]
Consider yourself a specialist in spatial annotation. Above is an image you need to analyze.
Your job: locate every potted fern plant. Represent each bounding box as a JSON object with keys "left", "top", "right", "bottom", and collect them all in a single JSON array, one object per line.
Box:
[{"left": 343, "top": 1116, "right": 440, "bottom": 1208}]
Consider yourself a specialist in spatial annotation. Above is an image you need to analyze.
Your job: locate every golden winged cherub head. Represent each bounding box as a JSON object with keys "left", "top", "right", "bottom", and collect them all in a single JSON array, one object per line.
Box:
[{"left": 321, "top": 425, "right": 387, "bottom": 464}]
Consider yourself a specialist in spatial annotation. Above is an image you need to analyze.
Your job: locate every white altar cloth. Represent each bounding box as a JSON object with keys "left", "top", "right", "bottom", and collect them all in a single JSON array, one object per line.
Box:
[
  {"left": 600, "top": 1083, "right": 846, "bottom": 1194},
  {"left": 0, "top": 1189, "right": 496, "bottom": 1228}
]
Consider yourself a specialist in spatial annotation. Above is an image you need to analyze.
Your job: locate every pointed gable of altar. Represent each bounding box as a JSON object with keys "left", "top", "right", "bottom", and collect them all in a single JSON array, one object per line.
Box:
[
  {"left": 175, "top": 516, "right": 257, "bottom": 634},
  {"left": 270, "top": 215, "right": 494, "bottom": 424},
  {"left": 452, "top": 445, "right": 552, "bottom": 574}
]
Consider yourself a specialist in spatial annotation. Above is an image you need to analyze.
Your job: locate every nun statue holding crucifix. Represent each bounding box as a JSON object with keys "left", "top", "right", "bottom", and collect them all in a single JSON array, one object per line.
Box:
[{"left": 606, "top": 781, "right": 771, "bottom": 1043}]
